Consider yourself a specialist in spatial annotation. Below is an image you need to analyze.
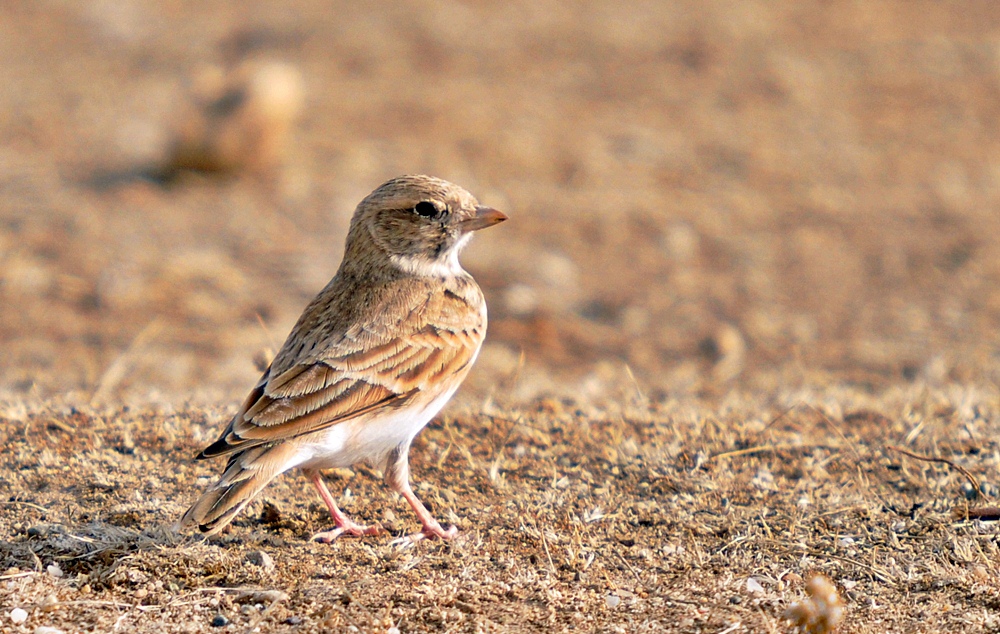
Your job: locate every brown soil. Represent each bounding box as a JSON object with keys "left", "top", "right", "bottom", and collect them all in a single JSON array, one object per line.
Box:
[{"left": 3, "top": 2, "right": 1000, "bottom": 632}]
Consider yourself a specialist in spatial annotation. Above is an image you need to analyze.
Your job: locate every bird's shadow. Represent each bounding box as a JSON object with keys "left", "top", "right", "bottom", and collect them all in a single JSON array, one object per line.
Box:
[{"left": 77, "top": 165, "right": 188, "bottom": 192}]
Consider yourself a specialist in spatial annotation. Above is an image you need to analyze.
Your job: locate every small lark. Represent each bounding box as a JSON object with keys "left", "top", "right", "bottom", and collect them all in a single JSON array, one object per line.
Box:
[
  {"left": 180, "top": 175, "right": 506, "bottom": 543},
  {"left": 165, "top": 60, "right": 304, "bottom": 177}
]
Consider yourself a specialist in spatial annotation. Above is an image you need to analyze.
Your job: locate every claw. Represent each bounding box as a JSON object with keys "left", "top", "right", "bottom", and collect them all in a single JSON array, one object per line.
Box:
[
  {"left": 312, "top": 527, "right": 348, "bottom": 543},
  {"left": 391, "top": 523, "right": 458, "bottom": 548},
  {"left": 312, "top": 522, "right": 381, "bottom": 543}
]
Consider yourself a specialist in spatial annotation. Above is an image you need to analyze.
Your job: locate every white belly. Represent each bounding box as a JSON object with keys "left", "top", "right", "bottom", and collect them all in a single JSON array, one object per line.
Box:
[{"left": 290, "top": 382, "right": 461, "bottom": 472}]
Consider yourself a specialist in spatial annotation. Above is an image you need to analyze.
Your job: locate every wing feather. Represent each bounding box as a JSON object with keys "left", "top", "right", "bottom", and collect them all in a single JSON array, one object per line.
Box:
[
  {"left": 196, "top": 278, "right": 485, "bottom": 459},
  {"left": 234, "top": 380, "right": 404, "bottom": 442}
]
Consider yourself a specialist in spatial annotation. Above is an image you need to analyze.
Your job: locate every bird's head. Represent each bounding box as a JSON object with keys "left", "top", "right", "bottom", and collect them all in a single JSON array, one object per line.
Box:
[{"left": 348, "top": 175, "right": 507, "bottom": 277}]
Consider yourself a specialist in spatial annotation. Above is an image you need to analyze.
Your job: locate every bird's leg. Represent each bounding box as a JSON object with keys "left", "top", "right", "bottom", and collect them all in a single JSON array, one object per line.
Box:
[
  {"left": 384, "top": 443, "right": 458, "bottom": 544},
  {"left": 305, "top": 469, "right": 380, "bottom": 542}
]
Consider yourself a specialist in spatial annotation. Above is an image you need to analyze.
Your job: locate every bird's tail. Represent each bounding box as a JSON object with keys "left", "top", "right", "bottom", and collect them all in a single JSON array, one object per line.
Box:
[{"left": 178, "top": 443, "right": 296, "bottom": 535}]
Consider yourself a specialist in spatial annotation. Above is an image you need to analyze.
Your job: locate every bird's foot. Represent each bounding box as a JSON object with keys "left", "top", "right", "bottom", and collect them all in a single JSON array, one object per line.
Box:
[
  {"left": 390, "top": 522, "right": 458, "bottom": 548},
  {"left": 312, "top": 522, "right": 381, "bottom": 543}
]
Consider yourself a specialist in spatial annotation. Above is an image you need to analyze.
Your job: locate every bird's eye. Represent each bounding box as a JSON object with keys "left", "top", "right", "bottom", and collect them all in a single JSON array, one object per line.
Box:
[{"left": 413, "top": 201, "right": 439, "bottom": 218}]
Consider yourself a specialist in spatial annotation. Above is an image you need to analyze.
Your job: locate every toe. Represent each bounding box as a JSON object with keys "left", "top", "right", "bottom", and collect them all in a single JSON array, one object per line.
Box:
[
  {"left": 424, "top": 523, "right": 458, "bottom": 540},
  {"left": 391, "top": 523, "right": 458, "bottom": 548},
  {"left": 312, "top": 523, "right": 381, "bottom": 543},
  {"left": 311, "top": 527, "right": 347, "bottom": 543}
]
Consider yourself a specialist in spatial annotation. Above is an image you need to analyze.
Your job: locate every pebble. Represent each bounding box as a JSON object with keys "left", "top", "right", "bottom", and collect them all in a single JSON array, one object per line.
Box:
[
  {"left": 9, "top": 608, "right": 27, "bottom": 624},
  {"left": 961, "top": 481, "right": 977, "bottom": 500},
  {"left": 246, "top": 550, "right": 275, "bottom": 571},
  {"left": 211, "top": 614, "right": 229, "bottom": 627},
  {"left": 604, "top": 594, "right": 621, "bottom": 608},
  {"left": 33, "top": 627, "right": 64, "bottom": 634}
]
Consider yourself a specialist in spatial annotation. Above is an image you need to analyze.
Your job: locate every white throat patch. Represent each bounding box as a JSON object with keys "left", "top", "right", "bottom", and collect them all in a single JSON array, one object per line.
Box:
[{"left": 390, "top": 233, "right": 472, "bottom": 278}]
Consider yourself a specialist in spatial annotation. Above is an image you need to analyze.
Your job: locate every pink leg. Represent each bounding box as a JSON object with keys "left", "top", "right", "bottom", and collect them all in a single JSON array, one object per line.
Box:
[
  {"left": 397, "top": 483, "right": 458, "bottom": 542},
  {"left": 305, "top": 469, "right": 380, "bottom": 542},
  {"left": 385, "top": 446, "right": 457, "bottom": 544}
]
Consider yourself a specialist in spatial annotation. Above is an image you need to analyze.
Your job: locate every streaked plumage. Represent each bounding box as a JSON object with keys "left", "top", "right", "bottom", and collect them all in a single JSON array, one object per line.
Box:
[{"left": 179, "top": 175, "right": 506, "bottom": 542}]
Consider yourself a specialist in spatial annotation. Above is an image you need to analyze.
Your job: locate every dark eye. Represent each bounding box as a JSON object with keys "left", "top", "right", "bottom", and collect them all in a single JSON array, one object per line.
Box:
[{"left": 414, "top": 201, "right": 439, "bottom": 218}]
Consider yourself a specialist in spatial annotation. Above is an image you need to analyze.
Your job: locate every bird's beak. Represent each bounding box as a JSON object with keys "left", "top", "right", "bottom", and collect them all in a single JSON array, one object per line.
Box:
[{"left": 460, "top": 206, "right": 508, "bottom": 232}]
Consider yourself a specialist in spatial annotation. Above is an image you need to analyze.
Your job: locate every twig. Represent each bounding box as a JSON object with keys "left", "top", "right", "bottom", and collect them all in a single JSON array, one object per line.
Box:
[
  {"left": 538, "top": 524, "right": 556, "bottom": 574},
  {"left": 953, "top": 506, "right": 1000, "bottom": 521},
  {"left": 758, "top": 606, "right": 780, "bottom": 634},
  {"left": 806, "top": 404, "right": 899, "bottom": 511},
  {"left": 91, "top": 318, "right": 164, "bottom": 406},
  {"left": 709, "top": 444, "right": 840, "bottom": 462},
  {"left": 56, "top": 600, "right": 134, "bottom": 609},
  {"left": 614, "top": 549, "right": 643, "bottom": 586},
  {"left": 623, "top": 364, "right": 646, "bottom": 402},
  {"left": 1, "top": 500, "right": 50, "bottom": 513},
  {"left": 772, "top": 541, "right": 894, "bottom": 584},
  {"left": 888, "top": 445, "right": 981, "bottom": 498},
  {"left": 806, "top": 551, "right": 893, "bottom": 585},
  {"left": 524, "top": 516, "right": 556, "bottom": 574},
  {"left": 805, "top": 405, "right": 862, "bottom": 463},
  {"left": 760, "top": 405, "right": 796, "bottom": 434},
  {"left": 243, "top": 589, "right": 290, "bottom": 634},
  {"left": 254, "top": 312, "right": 279, "bottom": 355}
]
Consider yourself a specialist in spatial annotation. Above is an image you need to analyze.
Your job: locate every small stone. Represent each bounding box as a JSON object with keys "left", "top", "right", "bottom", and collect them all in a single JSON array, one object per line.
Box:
[
  {"left": 33, "top": 627, "right": 64, "bottom": 634},
  {"left": 286, "top": 616, "right": 303, "bottom": 625},
  {"left": 746, "top": 577, "right": 764, "bottom": 594},
  {"left": 211, "top": 614, "right": 229, "bottom": 627},
  {"left": 46, "top": 564, "right": 63, "bottom": 578},
  {"left": 604, "top": 594, "right": 620, "bottom": 608},
  {"left": 9, "top": 608, "right": 27, "bottom": 624},
  {"left": 259, "top": 501, "right": 282, "bottom": 524},
  {"left": 247, "top": 550, "right": 275, "bottom": 571},
  {"left": 961, "top": 481, "right": 977, "bottom": 500},
  {"left": 782, "top": 572, "right": 803, "bottom": 585}
]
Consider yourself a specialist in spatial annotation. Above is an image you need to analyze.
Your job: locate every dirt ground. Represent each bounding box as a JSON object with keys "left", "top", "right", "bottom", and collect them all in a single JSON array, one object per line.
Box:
[{"left": 4, "top": 1, "right": 1000, "bottom": 632}]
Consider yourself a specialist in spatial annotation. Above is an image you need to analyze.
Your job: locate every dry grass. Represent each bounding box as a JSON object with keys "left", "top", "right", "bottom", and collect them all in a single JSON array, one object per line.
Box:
[
  {"left": 3, "top": 385, "right": 1000, "bottom": 632},
  {"left": 4, "top": 1, "right": 1000, "bottom": 632}
]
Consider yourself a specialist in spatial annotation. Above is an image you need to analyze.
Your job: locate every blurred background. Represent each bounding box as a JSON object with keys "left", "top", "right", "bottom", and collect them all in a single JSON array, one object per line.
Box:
[{"left": 3, "top": 1, "right": 1000, "bottom": 409}]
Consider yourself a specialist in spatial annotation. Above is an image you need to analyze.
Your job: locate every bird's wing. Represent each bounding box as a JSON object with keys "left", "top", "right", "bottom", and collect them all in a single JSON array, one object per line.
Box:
[{"left": 198, "top": 281, "right": 484, "bottom": 458}]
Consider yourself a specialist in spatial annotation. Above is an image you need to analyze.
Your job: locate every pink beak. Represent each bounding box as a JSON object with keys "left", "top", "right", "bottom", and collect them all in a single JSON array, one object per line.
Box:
[{"left": 460, "top": 206, "right": 508, "bottom": 232}]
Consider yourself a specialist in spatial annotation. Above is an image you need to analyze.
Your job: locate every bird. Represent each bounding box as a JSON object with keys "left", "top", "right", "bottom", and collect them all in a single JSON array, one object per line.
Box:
[
  {"left": 179, "top": 174, "right": 506, "bottom": 543},
  {"left": 163, "top": 60, "right": 305, "bottom": 178}
]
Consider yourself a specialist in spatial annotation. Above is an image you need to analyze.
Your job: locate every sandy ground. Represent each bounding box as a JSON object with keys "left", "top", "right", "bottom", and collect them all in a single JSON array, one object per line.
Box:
[{"left": 4, "top": 1, "right": 1000, "bottom": 632}]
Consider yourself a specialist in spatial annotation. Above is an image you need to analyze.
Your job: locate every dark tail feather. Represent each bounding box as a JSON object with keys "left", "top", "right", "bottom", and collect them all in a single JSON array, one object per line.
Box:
[{"left": 178, "top": 443, "right": 295, "bottom": 535}]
